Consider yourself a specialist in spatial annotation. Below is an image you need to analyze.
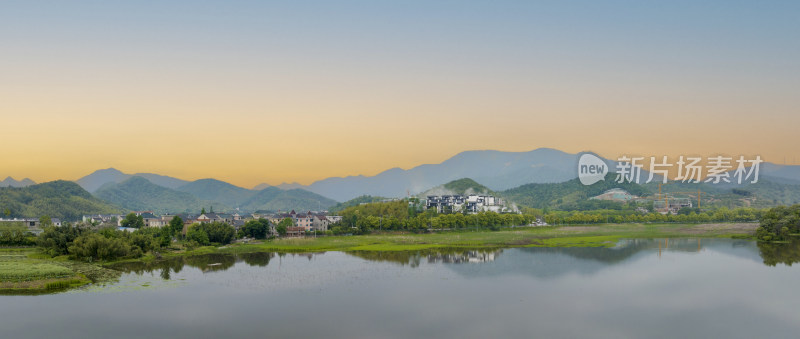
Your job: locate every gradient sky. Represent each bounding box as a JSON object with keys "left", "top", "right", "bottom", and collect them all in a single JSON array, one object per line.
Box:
[{"left": 2, "top": 1, "right": 799, "bottom": 187}]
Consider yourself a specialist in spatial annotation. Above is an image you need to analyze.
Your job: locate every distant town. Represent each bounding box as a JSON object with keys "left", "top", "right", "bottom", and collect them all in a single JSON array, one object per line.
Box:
[{"left": 0, "top": 192, "right": 513, "bottom": 236}]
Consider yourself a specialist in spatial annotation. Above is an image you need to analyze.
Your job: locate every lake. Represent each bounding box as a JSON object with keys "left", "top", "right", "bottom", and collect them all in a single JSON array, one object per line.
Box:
[{"left": 2, "top": 238, "right": 800, "bottom": 338}]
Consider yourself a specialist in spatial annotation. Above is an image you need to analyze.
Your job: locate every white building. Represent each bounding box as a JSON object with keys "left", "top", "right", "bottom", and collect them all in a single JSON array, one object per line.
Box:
[{"left": 426, "top": 194, "right": 503, "bottom": 214}]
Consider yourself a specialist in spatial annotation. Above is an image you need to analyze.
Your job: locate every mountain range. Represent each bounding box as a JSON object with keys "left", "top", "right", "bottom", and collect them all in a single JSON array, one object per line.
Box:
[
  {"left": 292, "top": 150, "right": 800, "bottom": 201},
  {"left": 76, "top": 168, "right": 189, "bottom": 192},
  {"left": 87, "top": 173, "right": 337, "bottom": 214},
  {"left": 1, "top": 177, "right": 36, "bottom": 188},
  {"left": 74, "top": 148, "right": 591, "bottom": 203},
  {"left": 294, "top": 148, "right": 593, "bottom": 201},
  {"left": 6, "top": 147, "right": 800, "bottom": 215}
]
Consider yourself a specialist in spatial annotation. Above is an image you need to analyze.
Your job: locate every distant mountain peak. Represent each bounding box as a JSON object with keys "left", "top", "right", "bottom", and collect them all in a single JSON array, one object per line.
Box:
[
  {"left": 276, "top": 182, "right": 304, "bottom": 190},
  {"left": 1, "top": 176, "right": 37, "bottom": 188},
  {"left": 76, "top": 168, "right": 132, "bottom": 192},
  {"left": 252, "top": 183, "right": 271, "bottom": 190},
  {"left": 301, "top": 147, "right": 585, "bottom": 201},
  {"left": 97, "top": 167, "right": 124, "bottom": 173},
  {"left": 76, "top": 168, "right": 189, "bottom": 192}
]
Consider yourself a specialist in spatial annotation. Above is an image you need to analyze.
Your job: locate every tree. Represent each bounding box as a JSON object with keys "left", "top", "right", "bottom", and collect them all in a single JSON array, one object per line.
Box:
[
  {"left": 187, "top": 226, "right": 210, "bottom": 245},
  {"left": 168, "top": 216, "right": 184, "bottom": 237},
  {"left": 201, "top": 207, "right": 206, "bottom": 214},
  {"left": 276, "top": 218, "right": 293, "bottom": 237},
  {"left": 69, "top": 233, "right": 132, "bottom": 261},
  {"left": 241, "top": 218, "right": 270, "bottom": 239},
  {"left": 39, "top": 215, "right": 53, "bottom": 227},
  {"left": 36, "top": 223, "right": 87, "bottom": 256},
  {"left": 187, "top": 222, "right": 235, "bottom": 245},
  {"left": 159, "top": 226, "right": 172, "bottom": 248},
  {"left": 121, "top": 213, "right": 144, "bottom": 228},
  {"left": 3, "top": 208, "right": 10, "bottom": 217}
]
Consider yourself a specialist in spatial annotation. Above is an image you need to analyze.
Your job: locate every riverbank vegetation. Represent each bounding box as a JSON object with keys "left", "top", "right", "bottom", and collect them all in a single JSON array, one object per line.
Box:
[
  {"left": 3, "top": 219, "right": 764, "bottom": 294},
  {"left": 755, "top": 205, "right": 800, "bottom": 242},
  {"left": 330, "top": 200, "right": 764, "bottom": 235},
  {"left": 0, "top": 249, "right": 92, "bottom": 294},
  {"left": 224, "top": 222, "right": 758, "bottom": 254}
]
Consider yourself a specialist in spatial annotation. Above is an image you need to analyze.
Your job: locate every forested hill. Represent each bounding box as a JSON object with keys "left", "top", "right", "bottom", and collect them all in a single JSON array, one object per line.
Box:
[
  {"left": 0, "top": 180, "right": 121, "bottom": 221},
  {"left": 500, "top": 173, "right": 650, "bottom": 209}
]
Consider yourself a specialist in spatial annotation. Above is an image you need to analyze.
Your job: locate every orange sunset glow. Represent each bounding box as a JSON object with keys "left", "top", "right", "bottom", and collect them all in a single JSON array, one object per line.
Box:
[{"left": 2, "top": 2, "right": 798, "bottom": 187}]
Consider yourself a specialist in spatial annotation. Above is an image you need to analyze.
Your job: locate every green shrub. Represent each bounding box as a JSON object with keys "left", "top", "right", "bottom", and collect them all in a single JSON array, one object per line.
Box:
[{"left": 68, "top": 233, "right": 134, "bottom": 261}]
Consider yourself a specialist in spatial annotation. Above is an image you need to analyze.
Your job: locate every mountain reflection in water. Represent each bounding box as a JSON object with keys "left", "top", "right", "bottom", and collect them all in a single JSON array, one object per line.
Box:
[{"left": 108, "top": 238, "right": 800, "bottom": 280}]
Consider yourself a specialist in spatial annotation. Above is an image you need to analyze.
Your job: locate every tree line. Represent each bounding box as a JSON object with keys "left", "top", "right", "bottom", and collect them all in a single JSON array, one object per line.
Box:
[
  {"left": 331, "top": 201, "right": 766, "bottom": 234},
  {"left": 756, "top": 204, "right": 800, "bottom": 242}
]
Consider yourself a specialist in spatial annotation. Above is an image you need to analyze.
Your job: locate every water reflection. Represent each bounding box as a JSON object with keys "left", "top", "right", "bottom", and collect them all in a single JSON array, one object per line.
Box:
[
  {"left": 8, "top": 238, "right": 800, "bottom": 338},
  {"left": 346, "top": 248, "right": 502, "bottom": 267},
  {"left": 347, "top": 239, "right": 759, "bottom": 269},
  {"left": 757, "top": 238, "right": 800, "bottom": 266},
  {"left": 107, "top": 238, "right": 800, "bottom": 280},
  {"left": 109, "top": 252, "right": 321, "bottom": 278}
]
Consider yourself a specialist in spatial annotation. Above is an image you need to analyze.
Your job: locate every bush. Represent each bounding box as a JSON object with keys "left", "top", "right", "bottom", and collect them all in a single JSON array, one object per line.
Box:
[
  {"left": 758, "top": 205, "right": 800, "bottom": 241},
  {"left": 68, "top": 233, "right": 134, "bottom": 261},
  {"left": 240, "top": 219, "right": 270, "bottom": 239},
  {"left": 192, "top": 222, "right": 235, "bottom": 245},
  {"left": 0, "top": 229, "right": 36, "bottom": 246},
  {"left": 187, "top": 227, "right": 210, "bottom": 246},
  {"left": 37, "top": 224, "right": 87, "bottom": 257}
]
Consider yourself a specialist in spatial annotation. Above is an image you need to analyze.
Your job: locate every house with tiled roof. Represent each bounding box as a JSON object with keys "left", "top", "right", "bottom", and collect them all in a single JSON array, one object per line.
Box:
[
  {"left": 138, "top": 212, "right": 164, "bottom": 227},
  {"left": 196, "top": 213, "right": 223, "bottom": 223}
]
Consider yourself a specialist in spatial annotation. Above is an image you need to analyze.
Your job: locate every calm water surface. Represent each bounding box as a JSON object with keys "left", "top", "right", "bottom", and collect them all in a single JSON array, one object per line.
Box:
[{"left": 2, "top": 238, "right": 800, "bottom": 339}]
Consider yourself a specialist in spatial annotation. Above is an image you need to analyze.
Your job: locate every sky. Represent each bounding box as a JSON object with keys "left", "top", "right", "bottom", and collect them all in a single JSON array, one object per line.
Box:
[{"left": 2, "top": 1, "right": 799, "bottom": 188}]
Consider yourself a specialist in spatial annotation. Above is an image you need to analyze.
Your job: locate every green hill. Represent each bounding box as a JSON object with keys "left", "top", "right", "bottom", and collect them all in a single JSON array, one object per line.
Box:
[
  {"left": 94, "top": 177, "right": 337, "bottom": 213},
  {"left": 175, "top": 179, "right": 256, "bottom": 207},
  {"left": 500, "top": 173, "right": 650, "bottom": 210},
  {"left": 501, "top": 173, "right": 800, "bottom": 211},
  {"left": 419, "top": 178, "right": 493, "bottom": 197},
  {"left": 0, "top": 180, "right": 120, "bottom": 221},
  {"left": 704, "top": 180, "right": 800, "bottom": 208},
  {"left": 329, "top": 195, "right": 388, "bottom": 213},
  {"left": 94, "top": 176, "right": 221, "bottom": 214},
  {"left": 443, "top": 178, "right": 492, "bottom": 195}
]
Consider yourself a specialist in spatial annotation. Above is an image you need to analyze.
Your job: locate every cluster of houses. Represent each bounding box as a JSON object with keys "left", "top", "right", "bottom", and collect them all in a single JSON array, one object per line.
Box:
[
  {"left": 266, "top": 210, "right": 343, "bottom": 236},
  {"left": 425, "top": 194, "right": 507, "bottom": 214},
  {"left": 0, "top": 217, "right": 63, "bottom": 235},
  {"left": 82, "top": 209, "right": 343, "bottom": 236}
]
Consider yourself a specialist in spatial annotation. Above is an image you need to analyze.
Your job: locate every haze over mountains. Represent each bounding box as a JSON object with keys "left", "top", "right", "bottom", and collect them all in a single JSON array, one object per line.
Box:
[
  {"left": 1, "top": 177, "right": 36, "bottom": 188},
  {"left": 3, "top": 147, "right": 800, "bottom": 218},
  {"left": 76, "top": 168, "right": 189, "bottom": 192},
  {"left": 84, "top": 172, "right": 337, "bottom": 214},
  {"left": 299, "top": 148, "right": 600, "bottom": 201},
  {"left": 73, "top": 148, "right": 599, "bottom": 203}
]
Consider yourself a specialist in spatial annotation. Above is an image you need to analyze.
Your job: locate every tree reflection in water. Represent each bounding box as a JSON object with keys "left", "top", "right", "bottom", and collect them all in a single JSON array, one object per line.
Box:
[
  {"left": 758, "top": 238, "right": 800, "bottom": 266},
  {"left": 346, "top": 248, "right": 503, "bottom": 267},
  {"left": 108, "top": 252, "right": 307, "bottom": 279},
  {"left": 106, "top": 238, "right": 800, "bottom": 280}
]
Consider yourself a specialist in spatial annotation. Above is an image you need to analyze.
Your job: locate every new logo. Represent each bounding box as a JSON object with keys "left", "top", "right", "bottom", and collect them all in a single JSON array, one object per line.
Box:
[{"left": 578, "top": 153, "right": 608, "bottom": 185}]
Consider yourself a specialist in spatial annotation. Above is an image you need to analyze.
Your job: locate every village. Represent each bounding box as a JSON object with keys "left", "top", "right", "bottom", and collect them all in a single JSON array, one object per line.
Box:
[
  {"left": 80, "top": 210, "right": 344, "bottom": 237},
  {"left": 0, "top": 193, "right": 510, "bottom": 237}
]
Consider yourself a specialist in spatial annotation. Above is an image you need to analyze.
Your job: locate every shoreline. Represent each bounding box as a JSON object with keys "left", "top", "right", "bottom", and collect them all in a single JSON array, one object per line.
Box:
[
  {"left": 126, "top": 222, "right": 761, "bottom": 262},
  {"left": 2, "top": 222, "right": 759, "bottom": 294}
]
